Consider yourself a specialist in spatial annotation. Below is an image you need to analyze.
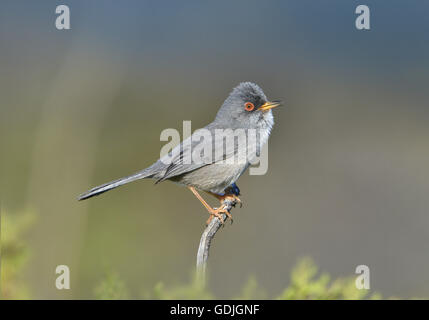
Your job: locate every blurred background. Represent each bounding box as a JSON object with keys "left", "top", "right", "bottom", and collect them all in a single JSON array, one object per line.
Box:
[{"left": 1, "top": 0, "right": 429, "bottom": 299}]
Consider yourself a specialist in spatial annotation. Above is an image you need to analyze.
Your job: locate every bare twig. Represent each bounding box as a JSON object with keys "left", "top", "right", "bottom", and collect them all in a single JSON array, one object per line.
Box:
[{"left": 196, "top": 197, "right": 237, "bottom": 283}]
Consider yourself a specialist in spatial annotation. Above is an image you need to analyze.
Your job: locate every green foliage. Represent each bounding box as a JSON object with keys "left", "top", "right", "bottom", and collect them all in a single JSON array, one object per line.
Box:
[
  {"left": 0, "top": 211, "right": 383, "bottom": 300},
  {"left": 94, "top": 272, "right": 129, "bottom": 300},
  {"left": 146, "top": 273, "right": 214, "bottom": 300},
  {"left": 277, "top": 258, "right": 380, "bottom": 300},
  {"left": 233, "top": 275, "right": 267, "bottom": 300},
  {"left": 1, "top": 209, "right": 36, "bottom": 299},
  {"left": 137, "top": 258, "right": 380, "bottom": 300}
]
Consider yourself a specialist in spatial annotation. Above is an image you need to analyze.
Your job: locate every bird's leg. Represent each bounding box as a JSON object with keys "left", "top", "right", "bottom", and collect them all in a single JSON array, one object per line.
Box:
[
  {"left": 207, "top": 183, "right": 243, "bottom": 208},
  {"left": 209, "top": 193, "right": 242, "bottom": 208},
  {"left": 188, "top": 187, "right": 231, "bottom": 225},
  {"left": 225, "top": 183, "right": 242, "bottom": 207}
]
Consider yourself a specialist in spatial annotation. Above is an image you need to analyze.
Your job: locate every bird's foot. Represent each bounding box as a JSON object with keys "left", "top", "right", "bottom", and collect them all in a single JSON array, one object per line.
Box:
[
  {"left": 219, "top": 194, "right": 243, "bottom": 208},
  {"left": 230, "top": 194, "right": 243, "bottom": 208},
  {"left": 206, "top": 205, "right": 233, "bottom": 225},
  {"left": 210, "top": 191, "right": 243, "bottom": 208}
]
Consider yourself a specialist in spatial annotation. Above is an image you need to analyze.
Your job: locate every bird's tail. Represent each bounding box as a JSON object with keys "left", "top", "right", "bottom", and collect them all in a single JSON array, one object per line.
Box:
[{"left": 78, "top": 169, "right": 155, "bottom": 201}]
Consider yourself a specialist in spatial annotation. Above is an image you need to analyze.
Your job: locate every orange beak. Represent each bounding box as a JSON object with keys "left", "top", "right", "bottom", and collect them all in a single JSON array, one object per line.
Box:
[{"left": 258, "top": 100, "right": 282, "bottom": 111}]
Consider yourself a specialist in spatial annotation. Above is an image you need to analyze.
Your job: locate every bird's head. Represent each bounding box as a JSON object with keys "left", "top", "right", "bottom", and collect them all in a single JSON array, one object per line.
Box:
[{"left": 215, "top": 82, "right": 281, "bottom": 129}]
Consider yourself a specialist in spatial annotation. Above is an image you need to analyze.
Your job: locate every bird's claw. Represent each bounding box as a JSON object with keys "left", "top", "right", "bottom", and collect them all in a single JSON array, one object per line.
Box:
[
  {"left": 232, "top": 194, "right": 243, "bottom": 208},
  {"left": 224, "top": 194, "right": 243, "bottom": 208},
  {"left": 206, "top": 205, "right": 233, "bottom": 225}
]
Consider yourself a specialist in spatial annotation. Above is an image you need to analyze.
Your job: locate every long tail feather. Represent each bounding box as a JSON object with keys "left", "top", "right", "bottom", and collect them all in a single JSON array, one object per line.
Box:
[{"left": 78, "top": 170, "right": 154, "bottom": 200}]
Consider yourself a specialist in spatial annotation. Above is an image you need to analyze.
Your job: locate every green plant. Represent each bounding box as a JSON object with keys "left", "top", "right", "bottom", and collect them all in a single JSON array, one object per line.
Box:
[
  {"left": 94, "top": 271, "right": 129, "bottom": 299},
  {"left": 1, "top": 209, "right": 36, "bottom": 299},
  {"left": 0, "top": 211, "right": 383, "bottom": 300},
  {"left": 136, "top": 258, "right": 380, "bottom": 300},
  {"left": 148, "top": 272, "right": 214, "bottom": 300},
  {"left": 277, "top": 258, "right": 380, "bottom": 300}
]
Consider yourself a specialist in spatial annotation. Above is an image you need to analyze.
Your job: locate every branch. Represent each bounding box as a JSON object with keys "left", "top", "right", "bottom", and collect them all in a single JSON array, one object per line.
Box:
[{"left": 196, "top": 197, "right": 237, "bottom": 283}]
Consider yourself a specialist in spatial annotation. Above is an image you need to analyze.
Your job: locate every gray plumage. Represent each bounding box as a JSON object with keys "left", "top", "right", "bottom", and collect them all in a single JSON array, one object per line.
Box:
[{"left": 78, "top": 82, "right": 276, "bottom": 200}]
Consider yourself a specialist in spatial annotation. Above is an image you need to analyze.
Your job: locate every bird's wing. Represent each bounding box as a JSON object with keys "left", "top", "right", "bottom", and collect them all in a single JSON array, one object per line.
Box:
[{"left": 156, "top": 126, "right": 246, "bottom": 182}]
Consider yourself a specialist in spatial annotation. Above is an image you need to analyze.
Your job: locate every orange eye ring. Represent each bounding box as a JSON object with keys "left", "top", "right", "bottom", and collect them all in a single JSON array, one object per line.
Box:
[{"left": 244, "top": 102, "right": 255, "bottom": 111}]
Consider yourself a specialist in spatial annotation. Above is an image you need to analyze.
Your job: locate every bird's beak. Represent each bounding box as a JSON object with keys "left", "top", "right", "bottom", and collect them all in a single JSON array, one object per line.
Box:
[{"left": 258, "top": 100, "right": 282, "bottom": 111}]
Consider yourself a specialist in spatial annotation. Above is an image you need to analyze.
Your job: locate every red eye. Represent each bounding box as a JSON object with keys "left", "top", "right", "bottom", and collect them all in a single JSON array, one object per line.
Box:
[{"left": 244, "top": 102, "right": 255, "bottom": 111}]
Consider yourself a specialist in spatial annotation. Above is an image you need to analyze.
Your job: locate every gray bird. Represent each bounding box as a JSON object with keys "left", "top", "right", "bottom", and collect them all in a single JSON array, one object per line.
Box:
[{"left": 78, "top": 82, "right": 280, "bottom": 224}]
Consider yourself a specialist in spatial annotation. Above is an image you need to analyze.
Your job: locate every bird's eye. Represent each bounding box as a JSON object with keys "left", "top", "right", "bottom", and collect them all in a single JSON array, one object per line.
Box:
[{"left": 244, "top": 102, "right": 255, "bottom": 112}]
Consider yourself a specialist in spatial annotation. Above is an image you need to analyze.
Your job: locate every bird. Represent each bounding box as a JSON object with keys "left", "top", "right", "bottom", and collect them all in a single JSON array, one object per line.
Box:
[{"left": 78, "top": 82, "right": 280, "bottom": 224}]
